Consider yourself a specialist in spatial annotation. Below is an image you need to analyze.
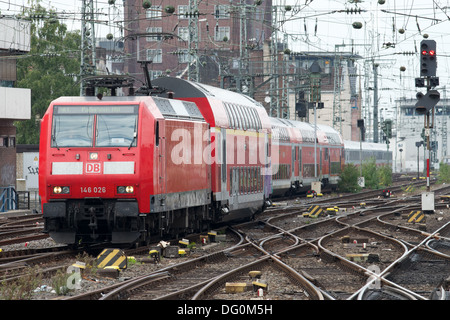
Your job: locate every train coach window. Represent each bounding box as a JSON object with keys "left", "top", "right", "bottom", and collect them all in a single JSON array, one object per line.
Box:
[
  {"left": 230, "top": 168, "right": 233, "bottom": 195},
  {"left": 155, "top": 121, "right": 160, "bottom": 147},
  {"left": 229, "top": 104, "right": 240, "bottom": 130},
  {"left": 239, "top": 167, "right": 244, "bottom": 194},
  {"left": 241, "top": 106, "right": 250, "bottom": 130},
  {"left": 234, "top": 105, "right": 242, "bottom": 130},
  {"left": 253, "top": 109, "right": 262, "bottom": 130},
  {"left": 223, "top": 103, "right": 234, "bottom": 128}
]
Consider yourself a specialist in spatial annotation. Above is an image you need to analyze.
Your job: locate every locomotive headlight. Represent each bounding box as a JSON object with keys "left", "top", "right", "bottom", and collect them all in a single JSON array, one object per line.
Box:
[
  {"left": 89, "top": 152, "right": 99, "bottom": 160},
  {"left": 117, "top": 186, "right": 134, "bottom": 194},
  {"left": 53, "top": 186, "right": 70, "bottom": 194}
]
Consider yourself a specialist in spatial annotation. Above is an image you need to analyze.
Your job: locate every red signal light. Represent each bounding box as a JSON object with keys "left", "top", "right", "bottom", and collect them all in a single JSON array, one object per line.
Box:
[
  {"left": 421, "top": 50, "right": 428, "bottom": 56},
  {"left": 429, "top": 50, "right": 435, "bottom": 56}
]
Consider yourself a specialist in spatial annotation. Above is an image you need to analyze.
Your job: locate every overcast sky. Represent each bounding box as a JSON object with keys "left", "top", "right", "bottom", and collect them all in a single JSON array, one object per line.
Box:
[
  {"left": 2, "top": 0, "right": 450, "bottom": 114},
  {"left": 277, "top": 0, "right": 450, "bottom": 114}
]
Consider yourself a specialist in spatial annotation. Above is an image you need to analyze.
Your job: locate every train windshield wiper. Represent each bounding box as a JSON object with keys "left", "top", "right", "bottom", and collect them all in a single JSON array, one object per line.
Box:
[
  {"left": 128, "top": 132, "right": 137, "bottom": 150},
  {"left": 52, "top": 135, "right": 60, "bottom": 150}
]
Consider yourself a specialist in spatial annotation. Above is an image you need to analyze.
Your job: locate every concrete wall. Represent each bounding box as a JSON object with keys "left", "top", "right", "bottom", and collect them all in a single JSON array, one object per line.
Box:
[{"left": 0, "top": 87, "right": 31, "bottom": 120}]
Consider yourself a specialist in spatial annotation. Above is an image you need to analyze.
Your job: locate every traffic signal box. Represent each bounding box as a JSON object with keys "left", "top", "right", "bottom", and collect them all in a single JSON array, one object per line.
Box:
[{"left": 420, "top": 40, "right": 436, "bottom": 77}]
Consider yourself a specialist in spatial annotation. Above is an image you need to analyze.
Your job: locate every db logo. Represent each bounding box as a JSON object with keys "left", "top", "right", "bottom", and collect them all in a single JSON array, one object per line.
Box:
[{"left": 86, "top": 163, "right": 102, "bottom": 174}]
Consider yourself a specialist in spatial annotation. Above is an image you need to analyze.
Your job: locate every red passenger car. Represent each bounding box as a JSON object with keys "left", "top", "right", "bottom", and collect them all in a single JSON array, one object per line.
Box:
[
  {"left": 270, "top": 118, "right": 344, "bottom": 196},
  {"left": 152, "top": 77, "right": 272, "bottom": 221}
]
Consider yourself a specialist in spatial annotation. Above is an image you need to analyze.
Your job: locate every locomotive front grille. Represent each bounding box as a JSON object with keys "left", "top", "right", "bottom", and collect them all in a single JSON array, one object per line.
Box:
[{"left": 82, "top": 200, "right": 106, "bottom": 217}]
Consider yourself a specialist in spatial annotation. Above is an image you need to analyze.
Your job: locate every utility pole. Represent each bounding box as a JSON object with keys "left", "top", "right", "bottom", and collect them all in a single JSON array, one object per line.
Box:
[
  {"left": 333, "top": 44, "right": 346, "bottom": 133},
  {"left": 80, "top": 0, "right": 96, "bottom": 96},
  {"left": 269, "top": 5, "right": 280, "bottom": 118},
  {"left": 237, "top": 0, "right": 247, "bottom": 93},
  {"left": 188, "top": 0, "right": 199, "bottom": 82},
  {"left": 373, "top": 62, "right": 379, "bottom": 143}
]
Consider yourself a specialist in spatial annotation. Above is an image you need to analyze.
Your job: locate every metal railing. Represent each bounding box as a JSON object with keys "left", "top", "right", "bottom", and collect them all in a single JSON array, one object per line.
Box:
[
  {"left": 0, "top": 187, "right": 39, "bottom": 213},
  {"left": 0, "top": 186, "right": 18, "bottom": 212}
]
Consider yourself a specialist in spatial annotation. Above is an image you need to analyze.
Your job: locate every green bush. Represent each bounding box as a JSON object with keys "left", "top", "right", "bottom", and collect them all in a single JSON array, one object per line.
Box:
[
  {"left": 438, "top": 162, "right": 450, "bottom": 183},
  {"left": 362, "top": 158, "right": 378, "bottom": 189},
  {"left": 338, "top": 158, "right": 392, "bottom": 192},
  {"left": 338, "top": 163, "right": 361, "bottom": 192},
  {"left": 378, "top": 165, "right": 392, "bottom": 187}
]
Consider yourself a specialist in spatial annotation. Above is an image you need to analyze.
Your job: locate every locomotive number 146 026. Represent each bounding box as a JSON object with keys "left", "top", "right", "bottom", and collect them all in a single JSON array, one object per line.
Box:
[{"left": 80, "top": 186, "right": 107, "bottom": 194}]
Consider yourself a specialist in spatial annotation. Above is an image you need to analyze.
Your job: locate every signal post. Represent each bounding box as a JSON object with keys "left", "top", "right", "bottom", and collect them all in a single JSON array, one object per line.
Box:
[{"left": 415, "top": 39, "right": 439, "bottom": 213}]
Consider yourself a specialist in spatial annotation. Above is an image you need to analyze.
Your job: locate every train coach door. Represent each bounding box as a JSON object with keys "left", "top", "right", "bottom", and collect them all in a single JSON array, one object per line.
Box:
[
  {"left": 264, "top": 134, "right": 271, "bottom": 199},
  {"left": 156, "top": 120, "right": 166, "bottom": 195},
  {"left": 221, "top": 133, "right": 227, "bottom": 200},
  {"left": 231, "top": 168, "right": 239, "bottom": 209},
  {"left": 294, "top": 146, "right": 300, "bottom": 177},
  {"left": 291, "top": 146, "right": 295, "bottom": 178}
]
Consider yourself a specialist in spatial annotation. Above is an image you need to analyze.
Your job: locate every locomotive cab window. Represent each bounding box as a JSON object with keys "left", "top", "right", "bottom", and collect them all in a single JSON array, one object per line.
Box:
[
  {"left": 52, "top": 114, "right": 94, "bottom": 147},
  {"left": 96, "top": 114, "right": 137, "bottom": 147},
  {"left": 51, "top": 105, "right": 138, "bottom": 148}
]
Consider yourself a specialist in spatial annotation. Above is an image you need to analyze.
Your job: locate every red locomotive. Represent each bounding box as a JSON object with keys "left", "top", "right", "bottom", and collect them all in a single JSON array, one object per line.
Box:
[{"left": 39, "top": 75, "right": 389, "bottom": 246}]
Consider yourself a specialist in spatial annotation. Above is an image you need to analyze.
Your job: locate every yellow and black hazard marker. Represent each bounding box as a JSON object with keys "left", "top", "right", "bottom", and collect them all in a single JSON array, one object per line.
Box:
[
  {"left": 407, "top": 210, "right": 425, "bottom": 223},
  {"left": 405, "top": 185, "right": 414, "bottom": 192},
  {"left": 96, "top": 248, "right": 127, "bottom": 269},
  {"left": 326, "top": 207, "right": 339, "bottom": 215},
  {"left": 305, "top": 205, "right": 324, "bottom": 218}
]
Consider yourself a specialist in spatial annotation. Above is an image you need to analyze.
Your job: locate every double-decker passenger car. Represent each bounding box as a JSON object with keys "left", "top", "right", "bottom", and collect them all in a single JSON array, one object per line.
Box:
[
  {"left": 270, "top": 118, "right": 344, "bottom": 196},
  {"left": 344, "top": 140, "right": 392, "bottom": 166},
  {"left": 152, "top": 77, "right": 272, "bottom": 220}
]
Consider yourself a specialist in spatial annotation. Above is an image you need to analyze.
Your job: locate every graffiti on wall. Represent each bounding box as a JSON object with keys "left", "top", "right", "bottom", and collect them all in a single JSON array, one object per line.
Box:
[{"left": 1, "top": 164, "right": 15, "bottom": 186}]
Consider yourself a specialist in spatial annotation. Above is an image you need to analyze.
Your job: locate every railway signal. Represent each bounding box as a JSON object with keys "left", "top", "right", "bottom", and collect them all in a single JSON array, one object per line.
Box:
[
  {"left": 420, "top": 40, "right": 437, "bottom": 77},
  {"left": 415, "top": 90, "right": 440, "bottom": 115},
  {"left": 414, "top": 39, "right": 439, "bottom": 206}
]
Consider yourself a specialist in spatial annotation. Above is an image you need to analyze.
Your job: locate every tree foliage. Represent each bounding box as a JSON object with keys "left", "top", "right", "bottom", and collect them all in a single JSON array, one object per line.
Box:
[{"left": 14, "top": 1, "right": 81, "bottom": 144}]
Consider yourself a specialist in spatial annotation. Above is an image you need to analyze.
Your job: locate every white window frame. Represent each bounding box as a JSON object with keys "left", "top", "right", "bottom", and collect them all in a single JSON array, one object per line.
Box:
[
  {"left": 149, "top": 70, "right": 163, "bottom": 79},
  {"left": 178, "top": 27, "right": 189, "bottom": 42},
  {"left": 178, "top": 49, "right": 191, "bottom": 63},
  {"left": 146, "top": 49, "right": 162, "bottom": 63},
  {"left": 146, "top": 5, "right": 162, "bottom": 19},
  {"left": 178, "top": 5, "right": 189, "bottom": 19},
  {"left": 214, "top": 5, "right": 230, "bottom": 19},
  {"left": 146, "top": 27, "right": 162, "bottom": 42},
  {"left": 215, "top": 26, "right": 230, "bottom": 41}
]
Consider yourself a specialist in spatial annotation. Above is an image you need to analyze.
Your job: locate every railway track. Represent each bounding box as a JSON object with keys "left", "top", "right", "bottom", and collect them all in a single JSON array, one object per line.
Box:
[{"left": 2, "top": 182, "right": 450, "bottom": 300}]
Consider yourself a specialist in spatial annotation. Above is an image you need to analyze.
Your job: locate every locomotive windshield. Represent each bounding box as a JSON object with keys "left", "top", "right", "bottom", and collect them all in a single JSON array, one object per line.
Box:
[{"left": 51, "top": 105, "right": 138, "bottom": 148}]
